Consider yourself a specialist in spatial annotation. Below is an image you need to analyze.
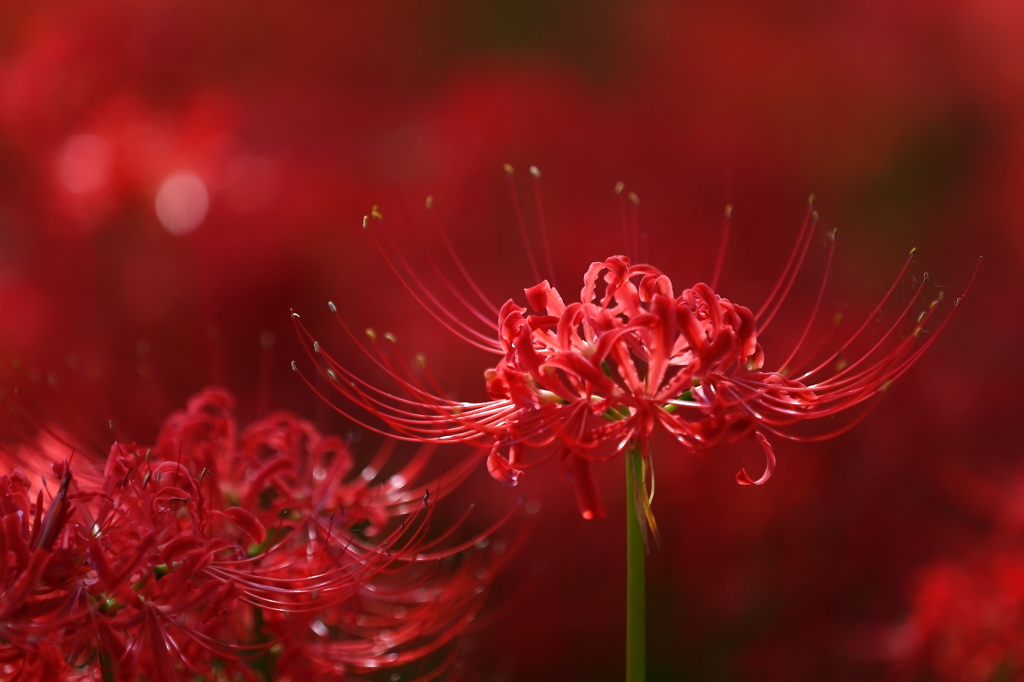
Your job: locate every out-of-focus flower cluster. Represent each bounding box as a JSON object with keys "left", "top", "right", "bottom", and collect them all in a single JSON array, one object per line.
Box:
[
  {"left": 881, "top": 475, "right": 1024, "bottom": 682},
  {"left": 891, "top": 551, "right": 1024, "bottom": 682},
  {"left": 0, "top": 387, "right": 514, "bottom": 681}
]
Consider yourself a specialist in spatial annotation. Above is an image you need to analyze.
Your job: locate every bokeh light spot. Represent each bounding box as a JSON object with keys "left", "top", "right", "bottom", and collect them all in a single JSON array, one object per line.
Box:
[{"left": 155, "top": 172, "right": 209, "bottom": 235}]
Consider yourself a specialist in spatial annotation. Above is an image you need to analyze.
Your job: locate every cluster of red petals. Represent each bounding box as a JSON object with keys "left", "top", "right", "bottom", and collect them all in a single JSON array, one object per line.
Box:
[
  {"left": 0, "top": 388, "right": 512, "bottom": 681},
  {"left": 481, "top": 258, "right": 773, "bottom": 520},
  {"left": 293, "top": 193, "right": 973, "bottom": 525}
]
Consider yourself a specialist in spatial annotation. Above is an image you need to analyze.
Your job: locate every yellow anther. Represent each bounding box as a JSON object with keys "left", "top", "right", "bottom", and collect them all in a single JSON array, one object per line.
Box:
[
  {"left": 425, "top": 195, "right": 433, "bottom": 209},
  {"left": 503, "top": 163, "right": 515, "bottom": 175},
  {"left": 365, "top": 328, "right": 377, "bottom": 340},
  {"left": 614, "top": 181, "right": 625, "bottom": 195},
  {"left": 628, "top": 191, "right": 640, "bottom": 205},
  {"left": 370, "top": 205, "right": 383, "bottom": 220}
]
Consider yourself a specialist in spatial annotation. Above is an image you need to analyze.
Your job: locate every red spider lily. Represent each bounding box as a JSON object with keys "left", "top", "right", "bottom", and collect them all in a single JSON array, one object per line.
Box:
[
  {"left": 291, "top": 169, "right": 977, "bottom": 538},
  {"left": 0, "top": 387, "right": 522, "bottom": 681}
]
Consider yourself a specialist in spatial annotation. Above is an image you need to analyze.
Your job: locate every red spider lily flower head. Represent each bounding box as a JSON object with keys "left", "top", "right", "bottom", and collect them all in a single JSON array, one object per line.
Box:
[
  {"left": 291, "top": 167, "right": 978, "bottom": 540},
  {"left": 0, "top": 387, "right": 522, "bottom": 681}
]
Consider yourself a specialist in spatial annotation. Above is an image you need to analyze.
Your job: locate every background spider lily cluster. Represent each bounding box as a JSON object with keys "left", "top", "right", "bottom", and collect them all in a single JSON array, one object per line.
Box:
[
  {"left": 1, "top": 386, "right": 524, "bottom": 680},
  {"left": 0, "top": 0, "right": 1019, "bottom": 680}
]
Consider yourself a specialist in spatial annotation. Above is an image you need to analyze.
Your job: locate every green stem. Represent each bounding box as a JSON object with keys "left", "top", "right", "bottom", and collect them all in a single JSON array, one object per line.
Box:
[
  {"left": 251, "top": 605, "right": 276, "bottom": 682},
  {"left": 625, "top": 448, "right": 646, "bottom": 682}
]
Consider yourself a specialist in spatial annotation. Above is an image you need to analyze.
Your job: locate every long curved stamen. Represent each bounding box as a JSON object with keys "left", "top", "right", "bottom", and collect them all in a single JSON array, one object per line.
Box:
[
  {"left": 628, "top": 191, "right": 641, "bottom": 264},
  {"left": 615, "top": 181, "right": 631, "bottom": 260},
  {"left": 756, "top": 195, "right": 817, "bottom": 323},
  {"left": 505, "top": 164, "right": 541, "bottom": 283},
  {"left": 757, "top": 204, "right": 820, "bottom": 331},
  {"left": 812, "top": 274, "right": 932, "bottom": 387},
  {"left": 365, "top": 215, "right": 502, "bottom": 352},
  {"left": 710, "top": 202, "right": 733, "bottom": 291},
  {"left": 391, "top": 188, "right": 499, "bottom": 329},
  {"left": 796, "top": 247, "right": 919, "bottom": 383},
  {"left": 777, "top": 228, "right": 837, "bottom": 373},
  {"left": 530, "top": 165, "right": 558, "bottom": 289},
  {"left": 425, "top": 196, "right": 499, "bottom": 315}
]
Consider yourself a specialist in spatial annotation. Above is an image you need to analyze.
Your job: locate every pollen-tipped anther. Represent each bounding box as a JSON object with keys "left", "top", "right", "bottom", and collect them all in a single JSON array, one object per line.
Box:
[
  {"left": 529, "top": 165, "right": 541, "bottom": 178},
  {"left": 503, "top": 163, "right": 514, "bottom": 175}
]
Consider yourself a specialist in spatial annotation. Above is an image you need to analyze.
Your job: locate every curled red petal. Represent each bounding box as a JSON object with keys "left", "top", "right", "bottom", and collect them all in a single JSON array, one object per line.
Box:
[
  {"left": 736, "top": 431, "right": 777, "bottom": 486},
  {"left": 220, "top": 506, "right": 267, "bottom": 545},
  {"left": 487, "top": 449, "right": 523, "bottom": 486}
]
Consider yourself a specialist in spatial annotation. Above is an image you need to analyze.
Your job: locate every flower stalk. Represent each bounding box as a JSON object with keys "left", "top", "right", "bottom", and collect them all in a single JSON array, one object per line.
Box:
[{"left": 625, "top": 446, "right": 646, "bottom": 682}]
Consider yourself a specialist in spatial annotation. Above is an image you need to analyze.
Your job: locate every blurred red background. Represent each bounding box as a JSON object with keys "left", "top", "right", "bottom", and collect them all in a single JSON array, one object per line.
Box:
[{"left": 0, "top": 1, "right": 1019, "bottom": 680}]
